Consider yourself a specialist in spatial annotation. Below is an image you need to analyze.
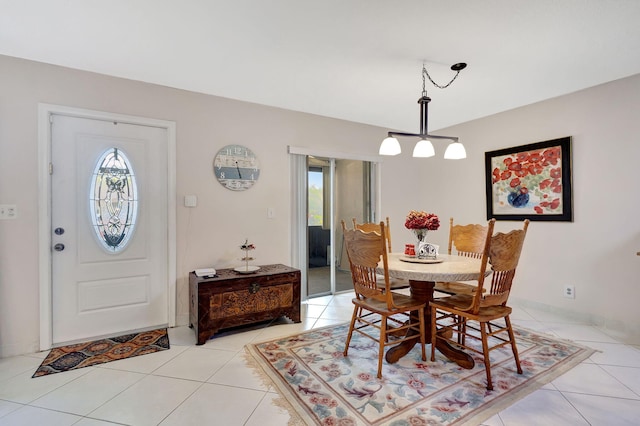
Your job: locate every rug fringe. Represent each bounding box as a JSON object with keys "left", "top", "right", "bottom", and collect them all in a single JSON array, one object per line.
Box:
[{"left": 242, "top": 348, "right": 308, "bottom": 426}]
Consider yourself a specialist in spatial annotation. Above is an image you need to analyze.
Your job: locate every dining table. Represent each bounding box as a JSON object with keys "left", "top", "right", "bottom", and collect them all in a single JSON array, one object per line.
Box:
[{"left": 377, "top": 252, "right": 489, "bottom": 369}]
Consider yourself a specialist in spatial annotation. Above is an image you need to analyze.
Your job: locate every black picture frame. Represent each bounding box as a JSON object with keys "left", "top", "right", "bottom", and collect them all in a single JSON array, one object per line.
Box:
[{"left": 485, "top": 137, "right": 573, "bottom": 222}]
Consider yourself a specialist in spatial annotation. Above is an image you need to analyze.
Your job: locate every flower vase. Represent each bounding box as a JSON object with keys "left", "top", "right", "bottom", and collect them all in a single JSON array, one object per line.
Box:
[{"left": 412, "top": 228, "right": 428, "bottom": 244}]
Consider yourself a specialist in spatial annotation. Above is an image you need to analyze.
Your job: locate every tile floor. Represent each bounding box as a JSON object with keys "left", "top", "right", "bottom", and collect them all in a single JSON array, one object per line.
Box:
[{"left": 1, "top": 292, "right": 639, "bottom": 425}]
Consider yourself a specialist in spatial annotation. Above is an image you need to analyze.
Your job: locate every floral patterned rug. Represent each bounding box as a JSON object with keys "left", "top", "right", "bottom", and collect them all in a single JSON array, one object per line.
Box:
[{"left": 245, "top": 322, "right": 595, "bottom": 425}]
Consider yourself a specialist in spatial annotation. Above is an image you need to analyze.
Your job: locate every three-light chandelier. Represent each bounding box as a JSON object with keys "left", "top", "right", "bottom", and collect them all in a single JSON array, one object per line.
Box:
[{"left": 379, "top": 62, "right": 467, "bottom": 159}]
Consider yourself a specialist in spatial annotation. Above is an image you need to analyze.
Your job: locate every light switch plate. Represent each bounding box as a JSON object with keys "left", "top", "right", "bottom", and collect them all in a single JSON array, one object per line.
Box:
[
  {"left": 0, "top": 204, "right": 17, "bottom": 219},
  {"left": 184, "top": 195, "right": 197, "bottom": 207}
]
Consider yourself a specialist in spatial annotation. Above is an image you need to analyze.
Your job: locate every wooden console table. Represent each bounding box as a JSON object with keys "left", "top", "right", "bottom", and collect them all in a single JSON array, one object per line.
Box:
[{"left": 189, "top": 264, "right": 301, "bottom": 345}]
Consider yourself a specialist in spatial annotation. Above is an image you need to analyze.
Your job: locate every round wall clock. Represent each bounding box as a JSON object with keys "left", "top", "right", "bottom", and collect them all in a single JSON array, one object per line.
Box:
[{"left": 213, "top": 144, "right": 260, "bottom": 191}]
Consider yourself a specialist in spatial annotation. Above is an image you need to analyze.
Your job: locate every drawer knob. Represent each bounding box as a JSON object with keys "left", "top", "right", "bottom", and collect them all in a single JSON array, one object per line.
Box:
[{"left": 249, "top": 282, "right": 261, "bottom": 294}]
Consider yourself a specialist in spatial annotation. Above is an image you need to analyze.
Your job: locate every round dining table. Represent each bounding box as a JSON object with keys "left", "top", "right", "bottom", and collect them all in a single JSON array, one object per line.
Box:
[{"left": 377, "top": 253, "right": 488, "bottom": 369}]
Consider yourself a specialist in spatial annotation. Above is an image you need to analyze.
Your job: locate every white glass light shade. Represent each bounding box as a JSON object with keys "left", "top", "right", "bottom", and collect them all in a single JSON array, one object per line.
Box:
[
  {"left": 443, "top": 142, "right": 466, "bottom": 159},
  {"left": 379, "top": 137, "right": 401, "bottom": 155},
  {"left": 412, "top": 139, "right": 435, "bottom": 158}
]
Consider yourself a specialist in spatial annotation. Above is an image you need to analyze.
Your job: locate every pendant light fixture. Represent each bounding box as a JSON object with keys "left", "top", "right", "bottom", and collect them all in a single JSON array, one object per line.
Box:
[{"left": 379, "top": 62, "right": 467, "bottom": 159}]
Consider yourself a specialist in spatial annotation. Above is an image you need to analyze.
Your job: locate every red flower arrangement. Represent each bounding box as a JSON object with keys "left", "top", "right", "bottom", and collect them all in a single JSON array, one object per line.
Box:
[{"left": 404, "top": 210, "right": 440, "bottom": 231}]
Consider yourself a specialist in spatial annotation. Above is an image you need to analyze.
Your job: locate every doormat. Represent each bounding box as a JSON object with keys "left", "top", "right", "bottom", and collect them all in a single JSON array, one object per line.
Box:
[
  {"left": 245, "top": 322, "right": 595, "bottom": 425},
  {"left": 33, "top": 328, "right": 170, "bottom": 378}
]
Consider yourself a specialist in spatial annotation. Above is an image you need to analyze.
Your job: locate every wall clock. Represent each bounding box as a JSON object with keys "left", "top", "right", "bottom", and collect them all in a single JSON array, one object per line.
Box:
[{"left": 213, "top": 144, "right": 260, "bottom": 191}]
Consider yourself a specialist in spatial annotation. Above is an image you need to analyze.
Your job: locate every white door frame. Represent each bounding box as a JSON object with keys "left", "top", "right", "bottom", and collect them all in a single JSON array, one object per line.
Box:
[{"left": 37, "top": 103, "right": 177, "bottom": 351}]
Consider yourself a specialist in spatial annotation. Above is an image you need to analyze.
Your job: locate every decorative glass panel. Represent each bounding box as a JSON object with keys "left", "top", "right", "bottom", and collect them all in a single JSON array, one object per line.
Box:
[{"left": 90, "top": 148, "right": 138, "bottom": 252}]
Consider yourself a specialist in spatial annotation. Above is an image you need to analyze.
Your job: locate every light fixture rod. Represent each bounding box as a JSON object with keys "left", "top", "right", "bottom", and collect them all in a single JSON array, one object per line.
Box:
[{"left": 387, "top": 94, "right": 458, "bottom": 142}]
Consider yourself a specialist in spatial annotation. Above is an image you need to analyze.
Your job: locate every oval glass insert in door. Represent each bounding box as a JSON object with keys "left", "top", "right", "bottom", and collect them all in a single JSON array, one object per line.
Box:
[{"left": 89, "top": 147, "right": 138, "bottom": 252}]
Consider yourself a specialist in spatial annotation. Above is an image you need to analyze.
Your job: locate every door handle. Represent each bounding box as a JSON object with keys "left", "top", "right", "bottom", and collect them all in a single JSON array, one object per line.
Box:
[{"left": 54, "top": 243, "right": 65, "bottom": 252}]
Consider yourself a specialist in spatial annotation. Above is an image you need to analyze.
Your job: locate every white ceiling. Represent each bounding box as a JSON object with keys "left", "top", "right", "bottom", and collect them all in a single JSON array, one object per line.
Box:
[{"left": 2, "top": 1, "right": 640, "bottom": 133}]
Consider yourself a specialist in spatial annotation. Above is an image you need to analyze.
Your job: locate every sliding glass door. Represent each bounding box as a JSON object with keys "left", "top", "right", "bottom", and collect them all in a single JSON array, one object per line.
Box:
[{"left": 305, "top": 156, "right": 377, "bottom": 297}]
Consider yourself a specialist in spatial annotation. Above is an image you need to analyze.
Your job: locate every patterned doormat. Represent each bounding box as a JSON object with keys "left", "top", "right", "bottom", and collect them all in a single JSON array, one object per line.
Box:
[
  {"left": 245, "top": 322, "right": 595, "bottom": 425},
  {"left": 33, "top": 328, "right": 170, "bottom": 378}
]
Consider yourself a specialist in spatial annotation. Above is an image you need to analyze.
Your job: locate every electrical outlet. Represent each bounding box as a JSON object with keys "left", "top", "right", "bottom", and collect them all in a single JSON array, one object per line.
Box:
[{"left": 563, "top": 285, "right": 575, "bottom": 299}]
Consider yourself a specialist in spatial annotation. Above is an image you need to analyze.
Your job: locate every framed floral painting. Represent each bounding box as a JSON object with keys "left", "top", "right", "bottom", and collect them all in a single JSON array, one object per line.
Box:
[{"left": 485, "top": 137, "right": 573, "bottom": 221}]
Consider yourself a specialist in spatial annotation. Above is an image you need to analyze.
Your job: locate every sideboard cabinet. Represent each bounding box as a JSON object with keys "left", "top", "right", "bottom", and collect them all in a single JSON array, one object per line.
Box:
[{"left": 189, "top": 264, "right": 301, "bottom": 345}]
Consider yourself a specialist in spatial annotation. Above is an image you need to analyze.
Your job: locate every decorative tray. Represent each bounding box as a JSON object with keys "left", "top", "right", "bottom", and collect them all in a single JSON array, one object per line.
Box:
[
  {"left": 399, "top": 256, "right": 444, "bottom": 264},
  {"left": 234, "top": 265, "right": 261, "bottom": 274}
]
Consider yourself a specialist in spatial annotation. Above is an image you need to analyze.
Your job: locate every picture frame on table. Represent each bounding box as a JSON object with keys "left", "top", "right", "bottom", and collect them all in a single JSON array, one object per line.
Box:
[{"left": 485, "top": 137, "right": 573, "bottom": 222}]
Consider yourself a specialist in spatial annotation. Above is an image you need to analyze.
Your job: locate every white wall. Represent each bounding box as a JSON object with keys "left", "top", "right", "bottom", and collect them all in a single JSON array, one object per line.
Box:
[{"left": 1, "top": 54, "right": 639, "bottom": 357}]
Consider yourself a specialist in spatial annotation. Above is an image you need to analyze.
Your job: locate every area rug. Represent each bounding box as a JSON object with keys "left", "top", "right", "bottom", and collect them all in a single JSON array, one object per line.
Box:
[
  {"left": 245, "top": 322, "right": 595, "bottom": 425},
  {"left": 33, "top": 328, "right": 170, "bottom": 377}
]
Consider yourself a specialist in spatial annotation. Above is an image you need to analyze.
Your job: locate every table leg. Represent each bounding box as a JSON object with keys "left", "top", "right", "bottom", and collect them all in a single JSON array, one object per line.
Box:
[{"left": 385, "top": 279, "right": 475, "bottom": 369}]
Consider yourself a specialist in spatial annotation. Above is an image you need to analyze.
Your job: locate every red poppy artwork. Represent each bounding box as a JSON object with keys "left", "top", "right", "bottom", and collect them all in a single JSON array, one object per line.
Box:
[{"left": 485, "top": 137, "right": 573, "bottom": 221}]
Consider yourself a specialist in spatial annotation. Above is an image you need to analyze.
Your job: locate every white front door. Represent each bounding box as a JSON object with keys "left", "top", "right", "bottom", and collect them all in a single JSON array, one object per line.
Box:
[{"left": 50, "top": 114, "right": 169, "bottom": 346}]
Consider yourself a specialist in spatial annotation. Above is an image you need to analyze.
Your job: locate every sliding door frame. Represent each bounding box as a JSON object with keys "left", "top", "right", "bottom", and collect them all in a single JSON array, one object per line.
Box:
[{"left": 288, "top": 146, "right": 382, "bottom": 301}]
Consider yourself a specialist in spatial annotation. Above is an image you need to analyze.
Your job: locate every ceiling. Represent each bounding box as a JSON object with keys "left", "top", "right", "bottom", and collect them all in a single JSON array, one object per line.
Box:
[{"left": 2, "top": 1, "right": 640, "bottom": 133}]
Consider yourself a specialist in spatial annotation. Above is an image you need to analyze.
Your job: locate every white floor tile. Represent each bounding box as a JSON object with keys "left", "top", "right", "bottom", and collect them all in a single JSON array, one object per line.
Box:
[
  {"left": 88, "top": 375, "right": 201, "bottom": 426},
  {"left": 167, "top": 325, "right": 198, "bottom": 346},
  {"left": 0, "top": 400, "right": 22, "bottom": 419},
  {"left": 544, "top": 323, "right": 619, "bottom": 343},
  {"left": 0, "top": 367, "right": 92, "bottom": 404},
  {"left": 563, "top": 392, "right": 640, "bottom": 425},
  {"left": 310, "top": 317, "right": 348, "bottom": 329},
  {"left": 159, "top": 383, "right": 265, "bottom": 425},
  {"left": 0, "top": 356, "right": 42, "bottom": 382},
  {"left": 587, "top": 342, "right": 640, "bottom": 367},
  {"left": 551, "top": 363, "right": 639, "bottom": 399},
  {"left": 245, "top": 392, "right": 293, "bottom": 426},
  {"left": 512, "top": 319, "right": 558, "bottom": 335},
  {"left": 497, "top": 389, "right": 589, "bottom": 425},
  {"left": 0, "top": 405, "right": 81, "bottom": 425},
  {"left": 73, "top": 418, "right": 124, "bottom": 425},
  {"left": 318, "top": 305, "right": 355, "bottom": 321},
  {"left": 252, "top": 320, "right": 316, "bottom": 341},
  {"left": 201, "top": 328, "right": 264, "bottom": 351},
  {"left": 207, "top": 352, "right": 270, "bottom": 391},
  {"left": 600, "top": 365, "right": 640, "bottom": 396},
  {"left": 30, "top": 368, "right": 145, "bottom": 415},
  {"left": 152, "top": 346, "right": 235, "bottom": 381},
  {"left": 301, "top": 303, "right": 327, "bottom": 318},
  {"left": 480, "top": 413, "right": 505, "bottom": 425},
  {"left": 305, "top": 295, "right": 333, "bottom": 306}
]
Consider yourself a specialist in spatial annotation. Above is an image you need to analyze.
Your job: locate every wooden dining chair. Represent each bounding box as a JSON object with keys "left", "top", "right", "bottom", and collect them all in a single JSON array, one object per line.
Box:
[
  {"left": 341, "top": 220, "right": 427, "bottom": 379},
  {"left": 434, "top": 217, "right": 489, "bottom": 296},
  {"left": 430, "top": 219, "right": 529, "bottom": 390},
  {"left": 352, "top": 217, "right": 393, "bottom": 252},
  {"left": 352, "top": 217, "right": 409, "bottom": 290}
]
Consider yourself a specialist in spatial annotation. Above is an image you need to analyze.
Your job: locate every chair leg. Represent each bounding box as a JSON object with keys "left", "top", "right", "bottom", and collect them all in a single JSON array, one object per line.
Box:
[
  {"left": 505, "top": 316, "right": 523, "bottom": 374},
  {"left": 480, "top": 322, "right": 493, "bottom": 390},
  {"left": 460, "top": 317, "right": 467, "bottom": 345},
  {"left": 377, "top": 316, "right": 387, "bottom": 379},
  {"left": 430, "top": 307, "right": 437, "bottom": 362},
  {"left": 343, "top": 305, "right": 359, "bottom": 356},
  {"left": 418, "top": 307, "right": 426, "bottom": 361}
]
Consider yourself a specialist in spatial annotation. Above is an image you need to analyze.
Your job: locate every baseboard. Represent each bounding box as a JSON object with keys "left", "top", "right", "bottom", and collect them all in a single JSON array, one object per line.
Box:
[
  {"left": 0, "top": 340, "right": 42, "bottom": 359},
  {"left": 512, "top": 297, "right": 640, "bottom": 345},
  {"left": 175, "top": 313, "right": 189, "bottom": 327}
]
